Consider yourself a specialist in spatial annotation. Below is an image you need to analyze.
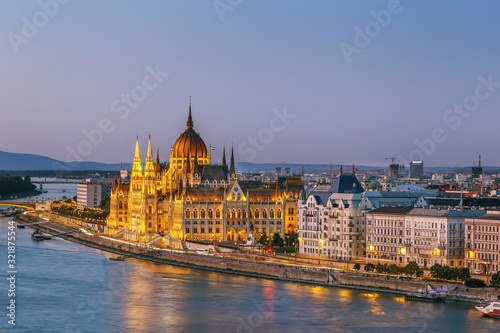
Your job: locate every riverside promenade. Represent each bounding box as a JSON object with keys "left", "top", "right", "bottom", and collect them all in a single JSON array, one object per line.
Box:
[{"left": 17, "top": 213, "right": 499, "bottom": 303}]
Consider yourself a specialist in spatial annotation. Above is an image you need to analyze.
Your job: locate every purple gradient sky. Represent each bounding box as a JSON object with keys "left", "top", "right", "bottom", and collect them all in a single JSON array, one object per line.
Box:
[{"left": 1, "top": 0, "right": 499, "bottom": 167}]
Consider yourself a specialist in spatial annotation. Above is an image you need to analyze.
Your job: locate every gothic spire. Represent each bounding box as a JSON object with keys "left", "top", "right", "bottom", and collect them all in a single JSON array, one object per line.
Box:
[
  {"left": 187, "top": 96, "right": 193, "bottom": 129},
  {"left": 229, "top": 144, "right": 235, "bottom": 175},
  {"left": 222, "top": 143, "right": 226, "bottom": 166},
  {"left": 132, "top": 136, "right": 142, "bottom": 174},
  {"left": 145, "top": 135, "right": 155, "bottom": 175},
  {"left": 155, "top": 145, "right": 161, "bottom": 173}
]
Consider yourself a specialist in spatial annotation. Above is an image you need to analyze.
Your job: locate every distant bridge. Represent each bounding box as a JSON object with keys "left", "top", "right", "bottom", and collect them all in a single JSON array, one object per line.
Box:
[
  {"left": 31, "top": 180, "right": 80, "bottom": 189},
  {"left": 0, "top": 201, "right": 36, "bottom": 210},
  {"left": 32, "top": 180, "right": 80, "bottom": 184}
]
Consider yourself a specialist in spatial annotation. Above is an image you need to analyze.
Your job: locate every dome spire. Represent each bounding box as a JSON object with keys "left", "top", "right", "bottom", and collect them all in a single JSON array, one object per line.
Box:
[{"left": 187, "top": 96, "right": 193, "bottom": 129}]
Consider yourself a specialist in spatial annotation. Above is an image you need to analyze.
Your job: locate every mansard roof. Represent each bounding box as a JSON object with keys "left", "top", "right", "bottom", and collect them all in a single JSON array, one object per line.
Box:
[
  {"left": 199, "top": 165, "right": 229, "bottom": 182},
  {"left": 330, "top": 174, "right": 364, "bottom": 194}
]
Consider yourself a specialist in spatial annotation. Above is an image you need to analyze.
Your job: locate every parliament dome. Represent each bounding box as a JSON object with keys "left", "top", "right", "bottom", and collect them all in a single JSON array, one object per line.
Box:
[{"left": 171, "top": 101, "right": 209, "bottom": 161}]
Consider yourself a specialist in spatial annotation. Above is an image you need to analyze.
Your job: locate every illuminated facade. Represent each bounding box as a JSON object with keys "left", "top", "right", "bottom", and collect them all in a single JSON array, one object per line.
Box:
[
  {"left": 366, "top": 207, "right": 486, "bottom": 268},
  {"left": 464, "top": 212, "right": 500, "bottom": 274},
  {"left": 107, "top": 101, "right": 301, "bottom": 248}
]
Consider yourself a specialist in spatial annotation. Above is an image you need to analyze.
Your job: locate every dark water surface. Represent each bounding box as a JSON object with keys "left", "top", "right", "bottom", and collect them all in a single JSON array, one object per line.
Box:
[{"left": 0, "top": 217, "right": 497, "bottom": 333}]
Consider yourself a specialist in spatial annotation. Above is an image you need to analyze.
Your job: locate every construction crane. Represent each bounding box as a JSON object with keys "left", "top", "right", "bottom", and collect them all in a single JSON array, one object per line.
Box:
[
  {"left": 385, "top": 157, "right": 397, "bottom": 164},
  {"left": 322, "top": 163, "right": 336, "bottom": 177}
]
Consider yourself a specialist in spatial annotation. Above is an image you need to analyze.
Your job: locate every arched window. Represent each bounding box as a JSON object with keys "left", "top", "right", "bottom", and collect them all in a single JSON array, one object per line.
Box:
[
  {"left": 216, "top": 209, "right": 221, "bottom": 218},
  {"left": 201, "top": 209, "right": 206, "bottom": 219},
  {"left": 208, "top": 209, "right": 213, "bottom": 218},
  {"left": 226, "top": 209, "right": 231, "bottom": 218},
  {"left": 237, "top": 209, "right": 242, "bottom": 218},
  {"left": 263, "top": 209, "right": 267, "bottom": 218},
  {"left": 270, "top": 209, "right": 274, "bottom": 219},
  {"left": 277, "top": 209, "right": 282, "bottom": 219},
  {"left": 185, "top": 209, "right": 190, "bottom": 218},
  {"left": 232, "top": 209, "right": 236, "bottom": 218},
  {"left": 148, "top": 205, "right": 153, "bottom": 214},
  {"left": 255, "top": 209, "right": 260, "bottom": 218},
  {"left": 193, "top": 209, "right": 198, "bottom": 219},
  {"left": 242, "top": 209, "right": 247, "bottom": 219}
]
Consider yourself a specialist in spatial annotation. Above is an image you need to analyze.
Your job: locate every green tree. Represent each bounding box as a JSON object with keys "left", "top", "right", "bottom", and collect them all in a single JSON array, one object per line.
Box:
[
  {"left": 375, "top": 262, "right": 385, "bottom": 274},
  {"left": 465, "top": 278, "right": 486, "bottom": 288},
  {"left": 403, "top": 261, "right": 423, "bottom": 277},
  {"left": 450, "top": 267, "right": 460, "bottom": 281},
  {"left": 490, "top": 272, "right": 500, "bottom": 289},
  {"left": 286, "top": 231, "right": 298, "bottom": 246},
  {"left": 388, "top": 264, "right": 400, "bottom": 275},
  {"left": 99, "top": 195, "right": 111, "bottom": 215},
  {"left": 364, "top": 263, "right": 375, "bottom": 272},
  {"left": 430, "top": 263, "right": 442, "bottom": 279},
  {"left": 353, "top": 263, "right": 361, "bottom": 272},
  {"left": 458, "top": 267, "right": 470, "bottom": 281},
  {"left": 272, "top": 232, "right": 284, "bottom": 247},
  {"left": 258, "top": 230, "right": 268, "bottom": 247}
]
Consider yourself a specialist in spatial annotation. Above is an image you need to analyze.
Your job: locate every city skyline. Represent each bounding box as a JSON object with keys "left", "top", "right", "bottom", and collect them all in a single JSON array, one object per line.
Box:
[{"left": 1, "top": 1, "right": 499, "bottom": 167}]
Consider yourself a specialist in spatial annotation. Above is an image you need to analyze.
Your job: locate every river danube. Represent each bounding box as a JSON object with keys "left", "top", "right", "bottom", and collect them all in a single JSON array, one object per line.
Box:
[{"left": 0, "top": 216, "right": 497, "bottom": 332}]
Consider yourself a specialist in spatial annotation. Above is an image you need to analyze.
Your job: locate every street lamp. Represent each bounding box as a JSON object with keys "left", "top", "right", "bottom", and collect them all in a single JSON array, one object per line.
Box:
[
  {"left": 318, "top": 239, "right": 324, "bottom": 265},
  {"left": 296, "top": 237, "right": 302, "bottom": 261}
]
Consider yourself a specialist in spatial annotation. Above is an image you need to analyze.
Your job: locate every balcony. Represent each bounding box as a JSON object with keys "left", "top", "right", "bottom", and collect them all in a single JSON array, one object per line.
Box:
[
  {"left": 305, "top": 213, "right": 315, "bottom": 217},
  {"left": 438, "top": 245, "right": 446, "bottom": 250},
  {"left": 347, "top": 223, "right": 355, "bottom": 228}
]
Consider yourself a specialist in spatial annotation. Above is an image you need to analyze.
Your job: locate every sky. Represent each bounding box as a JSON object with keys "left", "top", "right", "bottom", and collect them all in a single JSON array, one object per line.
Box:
[{"left": 0, "top": 0, "right": 499, "bottom": 167}]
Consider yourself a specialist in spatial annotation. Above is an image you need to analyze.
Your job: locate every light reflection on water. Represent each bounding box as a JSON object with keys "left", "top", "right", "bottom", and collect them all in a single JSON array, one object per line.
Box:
[{"left": 0, "top": 218, "right": 498, "bottom": 333}]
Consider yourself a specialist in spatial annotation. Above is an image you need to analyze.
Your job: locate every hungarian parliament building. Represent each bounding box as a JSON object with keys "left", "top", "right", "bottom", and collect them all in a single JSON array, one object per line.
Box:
[{"left": 106, "top": 102, "right": 302, "bottom": 248}]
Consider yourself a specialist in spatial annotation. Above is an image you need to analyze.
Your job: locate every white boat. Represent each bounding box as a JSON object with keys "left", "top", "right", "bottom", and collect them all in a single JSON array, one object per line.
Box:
[{"left": 475, "top": 299, "right": 500, "bottom": 319}]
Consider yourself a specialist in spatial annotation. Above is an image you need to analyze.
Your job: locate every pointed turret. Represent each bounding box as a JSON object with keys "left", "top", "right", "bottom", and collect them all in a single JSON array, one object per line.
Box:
[
  {"left": 187, "top": 96, "right": 193, "bottom": 129},
  {"left": 229, "top": 144, "right": 235, "bottom": 175},
  {"left": 185, "top": 149, "right": 191, "bottom": 176},
  {"left": 222, "top": 143, "right": 227, "bottom": 166},
  {"left": 154, "top": 146, "right": 161, "bottom": 173},
  {"left": 113, "top": 173, "right": 118, "bottom": 191},
  {"left": 132, "top": 136, "right": 142, "bottom": 175},
  {"left": 145, "top": 135, "right": 155, "bottom": 176},
  {"left": 117, "top": 174, "right": 122, "bottom": 191}
]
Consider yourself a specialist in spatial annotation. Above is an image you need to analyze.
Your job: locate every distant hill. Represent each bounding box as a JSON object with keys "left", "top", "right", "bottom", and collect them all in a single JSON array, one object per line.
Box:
[
  {"left": 1, "top": 150, "right": 499, "bottom": 174},
  {"left": 0, "top": 150, "right": 131, "bottom": 171}
]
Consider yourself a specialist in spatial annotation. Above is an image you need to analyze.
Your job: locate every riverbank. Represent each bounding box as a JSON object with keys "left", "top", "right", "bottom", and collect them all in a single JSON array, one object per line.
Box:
[
  {"left": 0, "top": 189, "right": 41, "bottom": 200},
  {"left": 16, "top": 214, "right": 499, "bottom": 304}
]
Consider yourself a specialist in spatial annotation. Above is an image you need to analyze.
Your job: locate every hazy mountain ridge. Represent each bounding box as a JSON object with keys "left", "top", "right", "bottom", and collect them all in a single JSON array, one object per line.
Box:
[{"left": 1, "top": 150, "right": 499, "bottom": 174}]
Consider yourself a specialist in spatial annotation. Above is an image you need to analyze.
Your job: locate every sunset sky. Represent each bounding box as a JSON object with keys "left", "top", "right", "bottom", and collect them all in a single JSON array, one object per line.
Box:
[{"left": 1, "top": 0, "right": 499, "bottom": 167}]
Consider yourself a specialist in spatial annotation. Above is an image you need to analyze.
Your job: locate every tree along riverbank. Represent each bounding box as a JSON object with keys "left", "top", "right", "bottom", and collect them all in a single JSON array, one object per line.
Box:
[{"left": 17, "top": 214, "right": 499, "bottom": 304}]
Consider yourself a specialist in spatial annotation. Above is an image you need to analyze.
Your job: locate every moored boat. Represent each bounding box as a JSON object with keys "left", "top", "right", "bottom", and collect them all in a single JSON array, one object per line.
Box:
[
  {"left": 17, "top": 223, "right": 25, "bottom": 228},
  {"left": 404, "top": 292, "right": 445, "bottom": 303},
  {"left": 476, "top": 299, "right": 500, "bottom": 319},
  {"left": 109, "top": 256, "right": 125, "bottom": 261},
  {"left": 31, "top": 229, "right": 45, "bottom": 241}
]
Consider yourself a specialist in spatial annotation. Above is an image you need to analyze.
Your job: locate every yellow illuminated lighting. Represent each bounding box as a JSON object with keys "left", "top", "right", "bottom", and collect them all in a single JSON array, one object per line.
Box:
[
  {"left": 369, "top": 245, "right": 374, "bottom": 252},
  {"left": 400, "top": 248, "right": 406, "bottom": 255}
]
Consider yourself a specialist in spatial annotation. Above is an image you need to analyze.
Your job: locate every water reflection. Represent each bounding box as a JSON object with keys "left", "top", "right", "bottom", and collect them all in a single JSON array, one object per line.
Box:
[{"left": 1, "top": 217, "right": 498, "bottom": 333}]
